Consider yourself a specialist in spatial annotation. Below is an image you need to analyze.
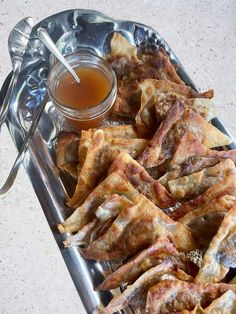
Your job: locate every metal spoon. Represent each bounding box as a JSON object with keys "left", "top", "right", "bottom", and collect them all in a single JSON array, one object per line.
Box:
[
  {"left": 0, "top": 94, "right": 48, "bottom": 195},
  {"left": 37, "top": 27, "right": 80, "bottom": 84},
  {"left": 0, "top": 17, "right": 33, "bottom": 127}
]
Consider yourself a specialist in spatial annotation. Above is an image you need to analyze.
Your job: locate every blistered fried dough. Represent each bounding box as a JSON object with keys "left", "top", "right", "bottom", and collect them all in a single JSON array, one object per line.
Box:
[
  {"left": 170, "top": 175, "right": 236, "bottom": 220},
  {"left": 145, "top": 280, "right": 236, "bottom": 314},
  {"left": 159, "top": 157, "right": 221, "bottom": 189},
  {"left": 63, "top": 195, "right": 133, "bottom": 247},
  {"left": 136, "top": 48, "right": 184, "bottom": 84},
  {"left": 138, "top": 101, "right": 232, "bottom": 169},
  {"left": 138, "top": 101, "right": 232, "bottom": 168},
  {"left": 68, "top": 130, "right": 148, "bottom": 208},
  {"left": 82, "top": 194, "right": 196, "bottom": 260},
  {"left": 112, "top": 79, "right": 141, "bottom": 118},
  {"left": 97, "top": 237, "right": 179, "bottom": 290},
  {"left": 58, "top": 170, "right": 140, "bottom": 233},
  {"left": 170, "top": 131, "right": 236, "bottom": 171},
  {"left": 56, "top": 131, "right": 80, "bottom": 179},
  {"left": 101, "top": 258, "right": 192, "bottom": 314},
  {"left": 108, "top": 152, "right": 175, "bottom": 208},
  {"left": 135, "top": 79, "right": 214, "bottom": 137},
  {"left": 184, "top": 290, "right": 236, "bottom": 314},
  {"left": 168, "top": 159, "right": 236, "bottom": 200},
  {"left": 179, "top": 195, "right": 236, "bottom": 248},
  {"left": 108, "top": 33, "right": 185, "bottom": 118},
  {"left": 79, "top": 125, "right": 138, "bottom": 168},
  {"left": 195, "top": 207, "right": 236, "bottom": 284},
  {"left": 109, "top": 32, "right": 138, "bottom": 60}
]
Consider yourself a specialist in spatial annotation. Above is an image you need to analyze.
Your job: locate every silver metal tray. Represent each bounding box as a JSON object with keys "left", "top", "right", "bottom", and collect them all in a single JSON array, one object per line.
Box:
[{"left": 1, "top": 9, "right": 236, "bottom": 314}]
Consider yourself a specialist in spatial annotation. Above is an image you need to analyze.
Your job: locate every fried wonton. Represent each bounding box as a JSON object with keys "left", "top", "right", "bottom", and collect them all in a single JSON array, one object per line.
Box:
[
  {"left": 145, "top": 280, "right": 236, "bottom": 314},
  {"left": 195, "top": 207, "right": 236, "bottom": 284},
  {"left": 63, "top": 195, "right": 133, "bottom": 247},
  {"left": 168, "top": 159, "right": 236, "bottom": 200},
  {"left": 98, "top": 236, "right": 198, "bottom": 291},
  {"left": 79, "top": 125, "right": 138, "bottom": 168},
  {"left": 182, "top": 290, "right": 236, "bottom": 314},
  {"left": 138, "top": 101, "right": 232, "bottom": 169},
  {"left": 170, "top": 131, "right": 236, "bottom": 171},
  {"left": 107, "top": 32, "right": 184, "bottom": 118},
  {"left": 58, "top": 170, "right": 140, "bottom": 233},
  {"left": 68, "top": 130, "right": 148, "bottom": 208},
  {"left": 135, "top": 79, "right": 214, "bottom": 137},
  {"left": 101, "top": 257, "right": 192, "bottom": 314},
  {"left": 56, "top": 131, "right": 80, "bottom": 179},
  {"left": 159, "top": 157, "right": 221, "bottom": 189},
  {"left": 135, "top": 48, "right": 184, "bottom": 84},
  {"left": 97, "top": 237, "right": 179, "bottom": 290},
  {"left": 81, "top": 193, "right": 196, "bottom": 260},
  {"left": 106, "top": 32, "right": 140, "bottom": 79},
  {"left": 158, "top": 131, "right": 231, "bottom": 188},
  {"left": 178, "top": 195, "right": 236, "bottom": 248},
  {"left": 170, "top": 175, "right": 236, "bottom": 220},
  {"left": 108, "top": 152, "right": 175, "bottom": 208}
]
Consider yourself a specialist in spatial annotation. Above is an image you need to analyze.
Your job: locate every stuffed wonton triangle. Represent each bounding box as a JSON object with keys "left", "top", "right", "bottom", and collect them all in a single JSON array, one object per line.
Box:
[
  {"left": 195, "top": 207, "right": 236, "bottom": 283},
  {"left": 108, "top": 152, "right": 175, "bottom": 208},
  {"left": 58, "top": 170, "right": 140, "bottom": 233},
  {"left": 68, "top": 130, "right": 148, "bottom": 208},
  {"left": 138, "top": 101, "right": 232, "bottom": 169},
  {"left": 170, "top": 175, "right": 236, "bottom": 220},
  {"left": 101, "top": 258, "right": 192, "bottom": 314},
  {"left": 136, "top": 79, "right": 214, "bottom": 137},
  {"left": 81, "top": 193, "right": 196, "bottom": 260},
  {"left": 56, "top": 131, "right": 80, "bottom": 179},
  {"left": 145, "top": 280, "right": 236, "bottom": 314},
  {"left": 178, "top": 195, "right": 236, "bottom": 248},
  {"left": 168, "top": 158, "right": 236, "bottom": 200},
  {"left": 63, "top": 194, "right": 133, "bottom": 247}
]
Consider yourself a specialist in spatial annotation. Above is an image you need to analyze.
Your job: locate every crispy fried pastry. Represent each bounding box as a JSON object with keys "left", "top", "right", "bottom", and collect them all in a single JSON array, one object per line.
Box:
[
  {"left": 136, "top": 79, "right": 214, "bottom": 137},
  {"left": 178, "top": 195, "right": 236, "bottom": 248},
  {"left": 97, "top": 237, "right": 179, "bottom": 290},
  {"left": 195, "top": 207, "right": 236, "bottom": 283},
  {"left": 170, "top": 131, "right": 236, "bottom": 171},
  {"left": 159, "top": 157, "right": 220, "bottom": 189},
  {"left": 58, "top": 170, "right": 140, "bottom": 233},
  {"left": 136, "top": 48, "right": 184, "bottom": 84},
  {"left": 107, "top": 32, "right": 184, "bottom": 118},
  {"left": 56, "top": 131, "right": 80, "bottom": 179},
  {"left": 79, "top": 125, "right": 138, "bottom": 169},
  {"left": 106, "top": 32, "right": 140, "bottom": 78},
  {"left": 101, "top": 257, "right": 192, "bottom": 314},
  {"left": 168, "top": 159, "right": 236, "bottom": 200},
  {"left": 108, "top": 152, "right": 175, "bottom": 208},
  {"left": 63, "top": 195, "right": 133, "bottom": 247},
  {"left": 170, "top": 175, "right": 236, "bottom": 220},
  {"left": 68, "top": 130, "right": 148, "bottom": 208},
  {"left": 181, "top": 290, "right": 236, "bottom": 314},
  {"left": 138, "top": 101, "right": 231, "bottom": 169},
  {"left": 145, "top": 280, "right": 236, "bottom": 314},
  {"left": 81, "top": 194, "right": 196, "bottom": 260}
]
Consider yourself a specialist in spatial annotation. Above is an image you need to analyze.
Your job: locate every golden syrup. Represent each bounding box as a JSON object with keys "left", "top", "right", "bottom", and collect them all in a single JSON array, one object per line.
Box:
[{"left": 55, "top": 67, "right": 111, "bottom": 109}]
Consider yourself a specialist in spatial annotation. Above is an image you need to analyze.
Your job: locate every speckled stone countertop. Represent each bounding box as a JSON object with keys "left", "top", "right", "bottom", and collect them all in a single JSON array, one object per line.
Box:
[{"left": 0, "top": 1, "right": 236, "bottom": 313}]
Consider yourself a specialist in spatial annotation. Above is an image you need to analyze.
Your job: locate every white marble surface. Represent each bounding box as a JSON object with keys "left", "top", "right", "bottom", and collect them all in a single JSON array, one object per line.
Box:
[{"left": 0, "top": 1, "right": 235, "bottom": 313}]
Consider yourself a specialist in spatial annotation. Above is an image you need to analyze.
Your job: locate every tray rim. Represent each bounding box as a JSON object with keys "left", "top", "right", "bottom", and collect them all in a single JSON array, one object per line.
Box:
[{"left": 1, "top": 8, "right": 236, "bottom": 314}]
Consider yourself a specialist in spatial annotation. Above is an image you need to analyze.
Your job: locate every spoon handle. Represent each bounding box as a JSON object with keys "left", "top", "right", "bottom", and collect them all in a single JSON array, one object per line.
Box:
[
  {"left": 37, "top": 28, "right": 80, "bottom": 84},
  {"left": 0, "top": 94, "right": 48, "bottom": 196}
]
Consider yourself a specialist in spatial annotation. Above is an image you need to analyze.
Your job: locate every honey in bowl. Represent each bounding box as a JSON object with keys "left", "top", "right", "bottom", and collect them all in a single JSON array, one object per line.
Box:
[
  {"left": 55, "top": 67, "right": 111, "bottom": 110},
  {"left": 47, "top": 52, "right": 117, "bottom": 129}
]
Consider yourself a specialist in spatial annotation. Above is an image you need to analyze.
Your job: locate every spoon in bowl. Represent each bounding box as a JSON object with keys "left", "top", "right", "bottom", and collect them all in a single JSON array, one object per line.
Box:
[{"left": 37, "top": 27, "right": 80, "bottom": 84}]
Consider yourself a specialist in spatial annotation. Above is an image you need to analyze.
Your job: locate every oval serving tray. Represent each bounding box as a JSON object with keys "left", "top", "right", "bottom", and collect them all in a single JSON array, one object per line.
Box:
[{"left": 1, "top": 9, "right": 236, "bottom": 314}]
